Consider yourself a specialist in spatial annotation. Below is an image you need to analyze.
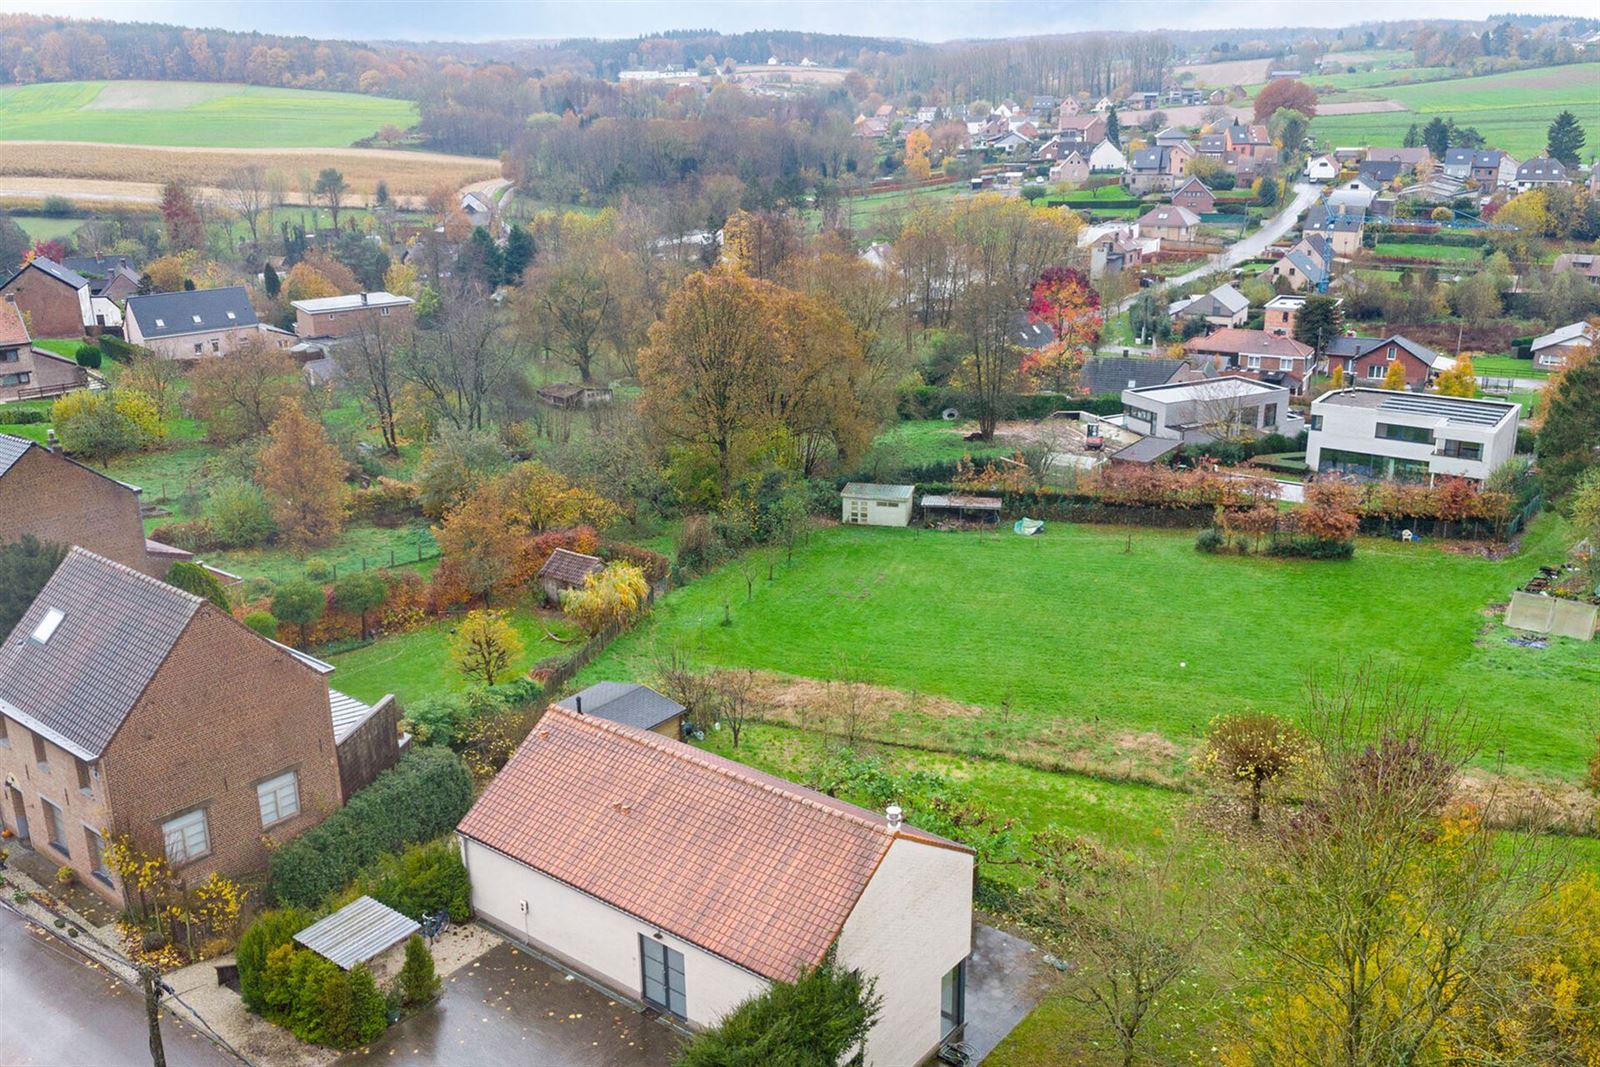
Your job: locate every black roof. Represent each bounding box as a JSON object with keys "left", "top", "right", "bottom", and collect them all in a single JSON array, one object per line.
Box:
[
  {"left": 1357, "top": 160, "right": 1401, "bottom": 182},
  {"left": 125, "top": 286, "right": 258, "bottom": 339},
  {"left": 60, "top": 255, "right": 137, "bottom": 279},
  {"left": 2, "top": 257, "right": 88, "bottom": 291},
  {"left": 1083, "top": 356, "right": 1185, "bottom": 395},
  {"left": 556, "top": 682, "right": 685, "bottom": 732}
]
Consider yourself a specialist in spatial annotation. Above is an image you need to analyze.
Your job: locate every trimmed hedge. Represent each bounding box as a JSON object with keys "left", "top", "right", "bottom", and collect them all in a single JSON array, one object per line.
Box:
[
  {"left": 237, "top": 907, "right": 312, "bottom": 1013},
  {"left": 0, "top": 408, "right": 47, "bottom": 425},
  {"left": 336, "top": 837, "right": 472, "bottom": 924},
  {"left": 267, "top": 748, "right": 474, "bottom": 908},
  {"left": 895, "top": 385, "right": 1124, "bottom": 421}
]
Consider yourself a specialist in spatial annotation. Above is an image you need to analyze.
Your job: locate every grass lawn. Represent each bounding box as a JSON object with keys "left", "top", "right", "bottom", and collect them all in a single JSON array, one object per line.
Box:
[
  {"left": 872, "top": 420, "right": 1014, "bottom": 468},
  {"left": 1472, "top": 355, "right": 1548, "bottom": 379},
  {"left": 325, "top": 602, "right": 584, "bottom": 705},
  {"left": 1370, "top": 242, "right": 1485, "bottom": 264},
  {"left": 0, "top": 80, "right": 416, "bottom": 148},
  {"left": 9, "top": 215, "right": 83, "bottom": 240},
  {"left": 822, "top": 183, "right": 970, "bottom": 242},
  {"left": 30, "top": 338, "right": 83, "bottom": 358},
  {"left": 580, "top": 517, "right": 1595, "bottom": 781}
]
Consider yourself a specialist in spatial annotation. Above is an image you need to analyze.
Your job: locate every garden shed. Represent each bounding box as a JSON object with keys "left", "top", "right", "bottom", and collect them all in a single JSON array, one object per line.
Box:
[
  {"left": 538, "top": 548, "right": 604, "bottom": 603},
  {"left": 293, "top": 895, "right": 419, "bottom": 974},
  {"left": 920, "top": 494, "right": 1003, "bottom": 525},
  {"left": 841, "top": 483, "right": 914, "bottom": 527}
]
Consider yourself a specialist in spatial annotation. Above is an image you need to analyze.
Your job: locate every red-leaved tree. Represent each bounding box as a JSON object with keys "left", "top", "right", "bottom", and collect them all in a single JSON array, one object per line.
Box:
[{"left": 1021, "top": 266, "right": 1102, "bottom": 394}]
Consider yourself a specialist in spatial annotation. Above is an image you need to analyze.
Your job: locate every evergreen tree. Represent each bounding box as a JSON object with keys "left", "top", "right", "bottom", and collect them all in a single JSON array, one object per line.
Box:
[
  {"left": 501, "top": 225, "right": 534, "bottom": 284},
  {"left": 374, "top": 180, "right": 390, "bottom": 207},
  {"left": 165, "top": 561, "right": 231, "bottom": 612},
  {"left": 1547, "top": 110, "right": 1587, "bottom": 168},
  {"left": 0, "top": 536, "right": 67, "bottom": 638},
  {"left": 675, "top": 963, "right": 880, "bottom": 1067},
  {"left": 1402, "top": 123, "right": 1420, "bottom": 149},
  {"left": 1105, "top": 103, "right": 1121, "bottom": 148},
  {"left": 458, "top": 227, "right": 504, "bottom": 290},
  {"left": 1537, "top": 346, "right": 1600, "bottom": 497},
  {"left": 398, "top": 935, "right": 440, "bottom": 1006},
  {"left": 1421, "top": 117, "right": 1451, "bottom": 160},
  {"left": 1292, "top": 295, "right": 1344, "bottom": 350}
]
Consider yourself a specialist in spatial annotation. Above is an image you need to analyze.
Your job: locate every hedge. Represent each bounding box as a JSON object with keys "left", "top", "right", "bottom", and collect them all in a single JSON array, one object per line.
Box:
[
  {"left": 237, "top": 907, "right": 313, "bottom": 1013},
  {"left": 95, "top": 335, "right": 139, "bottom": 363},
  {"left": 1365, "top": 229, "right": 1487, "bottom": 249},
  {"left": 895, "top": 385, "right": 1124, "bottom": 422},
  {"left": 335, "top": 837, "right": 472, "bottom": 924},
  {"left": 267, "top": 748, "right": 474, "bottom": 908},
  {"left": 259, "top": 943, "right": 387, "bottom": 1048},
  {"left": 0, "top": 408, "right": 47, "bottom": 425}
]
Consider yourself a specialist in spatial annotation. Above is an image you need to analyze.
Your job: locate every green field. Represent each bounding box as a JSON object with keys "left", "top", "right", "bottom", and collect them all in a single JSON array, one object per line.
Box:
[
  {"left": 9, "top": 215, "right": 84, "bottom": 240},
  {"left": 1370, "top": 241, "right": 1485, "bottom": 263},
  {"left": 1472, "top": 354, "right": 1549, "bottom": 379},
  {"left": 579, "top": 518, "right": 1594, "bottom": 781},
  {"left": 1311, "top": 63, "right": 1600, "bottom": 158},
  {"left": 0, "top": 81, "right": 417, "bottom": 148},
  {"left": 1306, "top": 66, "right": 1457, "bottom": 92}
]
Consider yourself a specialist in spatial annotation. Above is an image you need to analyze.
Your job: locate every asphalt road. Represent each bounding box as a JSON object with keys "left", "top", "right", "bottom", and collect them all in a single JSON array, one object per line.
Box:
[{"left": 0, "top": 905, "right": 234, "bottom": 1067}]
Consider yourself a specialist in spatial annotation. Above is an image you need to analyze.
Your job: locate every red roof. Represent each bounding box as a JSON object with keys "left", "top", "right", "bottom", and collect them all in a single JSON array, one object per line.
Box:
[
  {"left": 0, "top": 299, "right": 29, "bottom": 347},
  {"left": 457, "top": 707, "right": 970, "bottom": 981},
  {"left": 537, "top": 548, "right": 603, "bottom": 586},
  {"left": 1184, "top": 328, "right": 1313, "bottom": 359}
]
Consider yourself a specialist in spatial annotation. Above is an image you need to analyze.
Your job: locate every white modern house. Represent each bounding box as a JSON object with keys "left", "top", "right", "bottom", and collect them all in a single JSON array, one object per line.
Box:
[
  {"left": 1121, "top": 375, "right": 1293, "bottom": 443},
  {"left": 1305, "top": 389, "right": 1519, "bottom": 483},
  {"left": 841, "top": 483, "right": 914, "bottom": 526},
  {"left": 456, "top": 708, "right": 975, "bottom": 1066}
]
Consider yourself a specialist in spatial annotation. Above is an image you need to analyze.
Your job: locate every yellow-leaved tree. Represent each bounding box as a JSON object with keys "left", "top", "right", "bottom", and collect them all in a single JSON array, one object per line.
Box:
[
  {"left": 561, "top": 560, "right": 649, "bottom": 635},
  {"left": 449, "top": 609, "right": 524, "bottom": 686},
  {"left": 1433, "top": 355, "right": 1477, "bottom": 397},
  {"left": 1381, "top": 358, "right": 1408, "bottom": 390},
  {"left": 256, "top": 401, "right": 346, "bottom": 547},
  {"left": 904, "top": 127, "right": 933, "bottom": 182}
]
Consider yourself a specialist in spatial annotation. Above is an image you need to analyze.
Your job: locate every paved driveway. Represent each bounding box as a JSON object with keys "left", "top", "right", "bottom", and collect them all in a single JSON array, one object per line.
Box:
[{"left": 338, "top": 941, "right": 682, "bottom": 1067}]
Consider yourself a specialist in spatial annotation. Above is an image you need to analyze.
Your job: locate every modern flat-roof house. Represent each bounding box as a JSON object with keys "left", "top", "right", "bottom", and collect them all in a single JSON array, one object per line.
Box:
[
  {"left": 555, "top": 682, "right": 686, "bottom": 739},
  {"left": 292, "top": 291, "right": 415, "bottom": 340},
  {"left": 125, "top": 286, "right": 291, "bottom": 360},
  {"left": 1529, "top": 321, "right": 1596, "bottom": 368},
  {"left": 0, "top": 257, "right": 92, "bottom": 339},
  {"left": 456, "top": 707, "right": 975, "bottom": 1066},
  {"left": 841, "top": 483, "right": 914, "bottom": 526},
  {"left": 1263, "top": 294, "right": 1306, "bottom": 336},
  {"left": 0, "top": 549, "right": 398, "bottom": 905},
  {"left": 1122, "top": 375, "right": 1293, "bottom": 443},
  {"left": 0, "top": 433, "right": 187, "bottom": 577},
  {"left": 1306, "top": 390, "right": 1518, "bottom": 483},
  {"left": 0, "top": 297, "right": 86, "bottom": 402}
]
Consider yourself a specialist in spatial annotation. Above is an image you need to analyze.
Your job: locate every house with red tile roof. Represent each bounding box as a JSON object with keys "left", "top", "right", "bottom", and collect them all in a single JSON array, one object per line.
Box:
[{"left": 457, "top": 706, "right": 976, "bottom": 1065}]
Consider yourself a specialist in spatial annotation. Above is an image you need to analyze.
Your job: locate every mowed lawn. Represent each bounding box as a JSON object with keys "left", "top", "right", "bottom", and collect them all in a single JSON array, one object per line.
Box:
[
  {"left": 0, "top": 80, "right": 416, "bottom": 147},
  {"left": 582, "top": 518, "right": 1596, "bottom": 780},
  {"left": 1312, "top": 63, "right": 1600, "bottom": 158}
]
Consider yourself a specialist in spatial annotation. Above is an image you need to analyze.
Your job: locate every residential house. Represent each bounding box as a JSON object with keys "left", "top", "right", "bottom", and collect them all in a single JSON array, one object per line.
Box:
[
  {"left": 124, "top": 287, "right": 290, "bottom": 360},
  {"left": 0, "top": 433, "right": 187, "bottom": 577},
  {"left": 1154, "top": 127, "right": 1191, "bottom": 147},
  {"left": 1055, "top": 114, "right": 1108, "bottom": 144},
  {"left": 538, "top": 548, "right": 605, "bottom": 603},
  {"left": 1324, "top": 214, "right": 1365, "bottom": 257},
  {"left": 0, "top": 298, "right": 85, "bottom": 402},
  {"left": 1048, "top": 151, "right": 1090, "bottom": 184},
  {"left": 0, "top": 548, "right": 395, "bottom": 906},
  {"left": 292, "top": 291, "right": 415, "bottom": 340},
  {"left": 1552, "top": 253, "right": 1600, "bottom": 285},
  {"left": 61, "top": 256, "right": 142, "bottom": 304},
  {"left": 1356, "top": 159, "right": 1403, "bottom": 188},
  {"left": 1168, "top": 283, "right": 1250, "bottom": 328},
  {"left": 537, "top": 382, "right": 614, "bottom": 409},
  {"left": 1171, "top": 176, "right": 1216, "bottom": 214},
  {"left": 842, "top": 483, "right": 914, "bottom": 526},
  {"left": 1263, "top": 295, "right": 1305, "bottom": 336},
  {"left": 1529, "top": 321, "right": 1597, "bottom": 368},
  {"left": 1304, "top": 155, "right": 1339, "bottom": 182},
  {"left": 0, "top": 257, "right": 91, "bottom": 339},
  {"left": 1324, "top": 334, "right": 1453, "bottom": 388},
  {"left": 455, "top": 707, "right": 976, "bottom": 1066},
  {"left": 1512, "top": 157, "right": 1570, "bottom": 192},
  {"left": 1364, "top": 147, "right": 1432, "bottom": 173},
  {"left": 1081, "top": 356, "right": 1189, "bottom": 396},
  {"left": 1469, "top": 150, "right": 1519, "bottom": 190},
  {"left": 1198, "top": 133, "right": 1231, "bottom": 162},
  {"left": 1136, "top": 204, "right": 1200, "bottom": 243},
  {"left": 1306, "top": 390, "right": 1518, "bottom": 483},
  {"left": 1125, "top": 145, "right": 1191, "bottom": 195},
  {"left": 555, "top": 682, "right": 686, "bottom": 739},
  {"left": 1121, "top": 375, "right": 1293, "bottom": 442},
  {"left": 1269, "top": 234, "right": 1332, "bottom": 291},
  {"left": 1332, "top": 147, "right": 1368, "bottom": 167},
  {"left": 1087, "top": 140, "right": 1127, "bottom": 172},
  {"left": 1224, "top": 123, "right": 1273, "bottom": 161},
  {"left": 1088, "top": 230, "right": 1143, "bottom": 277},
  {"left": 1182, "top": 328, "right": 1318, "bottom": 392},
  {"left": 460, "top": 191, "right": 494, "bottom": 226},
  {"left": 1441, "top": 148, "right": 1475, "bottom": 181},
  {"left": 1059, "top": 96, "right": 1082, "bottom": 116}
]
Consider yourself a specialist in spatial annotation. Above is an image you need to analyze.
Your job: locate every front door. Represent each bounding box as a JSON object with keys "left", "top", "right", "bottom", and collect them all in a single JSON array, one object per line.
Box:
[{"left": 7, "top": 785, "right": 28, "bottom": 844}]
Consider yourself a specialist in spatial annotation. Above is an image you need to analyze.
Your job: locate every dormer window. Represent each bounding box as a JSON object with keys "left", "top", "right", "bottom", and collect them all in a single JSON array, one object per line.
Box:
[{"left": 31, "top": 607, "right": 64, "bottom": 644}]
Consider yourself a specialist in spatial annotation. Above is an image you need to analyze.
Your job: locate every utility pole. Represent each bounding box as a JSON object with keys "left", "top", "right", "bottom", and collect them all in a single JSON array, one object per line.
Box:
[{"left": 140, "top": 964, "right": 168, "bottom": 1067}]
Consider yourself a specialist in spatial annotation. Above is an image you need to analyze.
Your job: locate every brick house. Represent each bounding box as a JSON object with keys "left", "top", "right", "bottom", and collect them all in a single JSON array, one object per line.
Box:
[
  {"left": 0, "top": 297, "right": 86, "bottom": 402},
  {"left": 1171, "top": 176, "right": 1216, "bottom": 214},
  {"left": 1182, "top": 328, "right": 1317, "bottom": 392},
  {"left": 0, "top": 550, "right": 401, "bottom": 904},
  {"left": 1263, "top": 295, "right": 1305, "bottom": 336},
  {"left": 1325, "top": 334, "right": 1452, "bottom": 388},
  {"left": 0, "top": 257, "right": 92, "bottom": 339},
  {"left": 1055, "top": 114, "right": 1107, "bottom": 144},
  {"left": 1225, "top": 123, "right": 1273, "bottom": 162},
  {"left": 292, "top": 292, "right": 416, "bottom": 340},
  {"left": 124, "top": 286, "right": 292, "bottom": 360},
  {"left": 61, "top": 256, "right": 142, "bottom": 304},
  {"left": 0, "top": 433, "right": 188, "bottom": 577}
]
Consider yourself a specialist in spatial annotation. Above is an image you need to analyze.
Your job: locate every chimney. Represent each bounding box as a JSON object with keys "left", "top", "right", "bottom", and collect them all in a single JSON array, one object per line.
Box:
[
  {"left": 574, "top": 695, "right": 583, "bottom": 715},
  {"left": 885, "top": 804, "right": 903, "bottom": 833},
  {"left": 46, "top": 428, "right": 59, "bottom": 454},
  {"left": 360, "top": 291, "right": 368, "bottom": 305}
]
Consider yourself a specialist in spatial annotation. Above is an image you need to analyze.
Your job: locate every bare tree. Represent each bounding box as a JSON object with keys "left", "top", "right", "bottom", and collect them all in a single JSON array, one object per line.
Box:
[
  {"left": 830, "top": 655, "right": 870, "bottom": 748},
  {"left": 1187, "top": 379, "right": 1259, "bottom": 444},
  {"left": 712, "top": 668, "right": 757, "bottom": 748},
  {"left": 652, "top": 645, "right": 719, "bottom": 732},
  {"left": 223, "top": 164, "right": 269, "bottom": 251},
  {"left": 335, "top": 315, "right": 406, "bottom": 454},
  {"left": 400, "top": 283, "right": 522, "bottom": 430}
]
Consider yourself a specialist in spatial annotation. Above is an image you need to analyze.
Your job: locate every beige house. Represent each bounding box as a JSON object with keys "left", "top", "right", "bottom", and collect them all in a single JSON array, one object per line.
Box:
[
  {"left": 292, "top": 291, "right": 415, "bottom": 339},
  {"left": 1529, "top": 321, "right": 1596, "bottom": 369},
  {"left": 1136, "top": 204, "right": 1200, "bottom": 243},
  {"left": 842, "top": 483, "right": 914, "bottom": 526},
  {"left": 457, "top": 707, "right": 976, "bottom": 1066},
  {"left": 124, "top": 286, "right": 291, "bottom": 360}
]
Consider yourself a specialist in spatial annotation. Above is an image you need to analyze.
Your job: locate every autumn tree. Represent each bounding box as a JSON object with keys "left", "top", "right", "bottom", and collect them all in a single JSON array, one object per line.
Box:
[
  {"left": 1252, "top": 78, "right": 1318, "bottom": 122},
  {"left": 256, "top": 402, "right": 346, "bottom": 547},
  {"left": 1380, "top": 358, "right": 1407, "bottom": 390},
  {"left": 160, "top": 181, "right": 204, "bottom": 251},
  {"left": 1199, "top": 713, "right": 1308, "bottom": 823},
  {"left": 223, "top": 163, "right": 270, "bottom": 250},
  {"left": 721, "top": 209, "right": 800, "bottom": 281},
  {"left": 272, "top": 578, "right": 326, "bottom": 647},
  {"left": 903, "top": 127, "right": 933, "bottom": 182},
  {"left": 494, "top": 462, "right": 621, "bottom": 533},
  {"left": 313, "top": 168, "right": 348, "bottom": 228},
  {"left": 449, "top": 609, "right": 524, "bottom": 686},
  {"left": 120, "top": 348, "right": 185, "bottom": 419},
  {"left": 332, "top": 570, "right": 387, "bottom": 641},
  {"left": 189, "top": 340, "right": 301, "bottom": 443},
  {"left": 433, "top": 484, "right": 521, "bottom": 604},
  {"left": 1433, "top": 355, "right": 1477, "bottom": 398},
  {"left": 520, "top": 236, "right": 616, "bottom": 384},
  {"left": 1022, "top": 266, "right": 1101, "bottom": 392},
  {"left": 560, "top": 560, "right": 649, "bottom": 635},
  {"left": 400, "top": 282, "right": 519, "bottom": 430}
]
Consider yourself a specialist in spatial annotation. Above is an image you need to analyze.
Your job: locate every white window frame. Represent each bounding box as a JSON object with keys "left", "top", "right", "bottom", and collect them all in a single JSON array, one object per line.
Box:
[
  {"left": 256, "top": 769, "right": 301, "bottom": 828},
  {"left": 162, "top": 808, "right": 211, "bottom": 865}
]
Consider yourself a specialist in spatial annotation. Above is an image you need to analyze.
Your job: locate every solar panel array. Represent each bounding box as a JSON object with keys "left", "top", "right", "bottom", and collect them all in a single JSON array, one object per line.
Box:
[{"left": 1377, "top": 393, "right": 1511, "bottom": 427}]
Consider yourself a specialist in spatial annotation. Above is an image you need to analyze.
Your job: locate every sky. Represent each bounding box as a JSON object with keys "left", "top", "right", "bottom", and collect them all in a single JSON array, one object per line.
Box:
[{"left": 0, "top": 0, "right": 1593, "bottom": 44}]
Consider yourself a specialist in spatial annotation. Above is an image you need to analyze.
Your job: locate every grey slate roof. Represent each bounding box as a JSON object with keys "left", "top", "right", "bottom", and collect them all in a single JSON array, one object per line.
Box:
[
  {"left": 294, "top": 896, "right": 419, "bottom": 970},
  {"left": 0, "top": 433, "right": 30, "bottom": 479},
  {"left": 3, "top": 257, "right": 89, "bottom": 291},
  {"left": 0, "top": 547, "right": 201, "bottom": 759},
  {"left": 556, "top": 682, "right": 685, "bottom": 732},
  {"left": 125, "top": 286, "right": 258, "bottom": 339},
  {"left": 1083, "top": 357, "right": 1185, "bottom": 395}
]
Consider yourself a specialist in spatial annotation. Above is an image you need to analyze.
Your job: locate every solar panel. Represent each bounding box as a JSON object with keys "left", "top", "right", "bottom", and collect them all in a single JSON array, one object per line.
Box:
[{"left": 1376, "top": 394, "right": 1511, "bottom": 427}]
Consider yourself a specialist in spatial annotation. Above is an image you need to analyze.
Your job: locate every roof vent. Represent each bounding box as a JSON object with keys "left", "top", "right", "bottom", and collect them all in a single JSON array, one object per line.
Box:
[
  {"left": 574, "top": 695, "right": 583, "bottom": 715},
  {"left": 885, "top": 804, "right": 903, "bottom": 832},
  {"left": 31, "top": 607, "right": 64, "bottom": 644}
]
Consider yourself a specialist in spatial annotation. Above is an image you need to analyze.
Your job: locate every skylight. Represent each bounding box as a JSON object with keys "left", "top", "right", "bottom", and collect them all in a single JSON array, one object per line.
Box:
[
  {"left": 226, "top": 312, "right": 237, "bottom": 320},
  {"left": 192, "top": 315, "right": 202, "bottom": 324},
  {"left": 154, "top": 318, "right": 165, "bottom": 327},
  {"left": 31, "top": 607, "right": 64, "bottom": 644}
]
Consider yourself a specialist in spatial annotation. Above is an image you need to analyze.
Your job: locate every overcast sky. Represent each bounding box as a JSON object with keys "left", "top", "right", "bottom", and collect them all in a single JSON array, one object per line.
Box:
[{"left": 0, "top": 0, "right": 1593, "bottom": 44}]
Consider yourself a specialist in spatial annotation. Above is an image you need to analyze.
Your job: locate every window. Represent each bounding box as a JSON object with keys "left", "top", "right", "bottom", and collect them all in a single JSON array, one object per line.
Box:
[
  {"left": 1125, "top": 404, "right": 1155, "bottom": 425},
  {"left": 0, "top": 716, "right": 7, "bottom": 747},
  {"left": 42, "top": 799, "right": 68, "bottom": 857},
  {"left": 380, "top": 307, "right": 391, "bottom": 316},
  {"left": 0, "top": 372, "right": 30, "bottom": 387},
  {"left": 75, "top": 757, "right": 93, "bottom": 796},
  {"left": 1310, "top": 414, "right": 1324, "bottom": 431},
  {"left": 32, "top": 733, "right": 48, "bottom": 770},
  {"left": 256, "top": 770, "right": 300, "bottom": 828},
  {"left": 154, "top": 318, "right": 165, "bottom": 328},
  {"left": 162, "top": 808, "right": 210, "bottom": 865},
  {"left": 0, "top": 348, "right": 17, "bottom": 363},
  {"left": 211, "top": 339, "right": 221, "bottom": 353},
  {"left": 1439, "top": 440, "right": 1482, "bottom": 461},
  {"left": 192, "top": 315, "right": 202, "bottom": 324},
  {"left": 193, "top": 343, "right": 203, "bottom": 355},
  {"left": 1261, "top": 403, "right": 1278, "bottom": 428},
  {"left": 1377, "top": 423, "right": 1432, "bottom": 444},
  {"left": 942, "top": 960, "right": 967, "bottom": 1037},
  {"left": 1386, "top": 346, "right": 1397, "bottom": 360},
  {"left": 1246, "top": 355, "right": 1261, "bottom": 369},
  {"left": 1278, "top": 358, "right": 1294, "bottom": 371},
  {"left": 84, "top": 827, "right": 112, "bottom": 885},
  {"left": 640, "top": 936, "right": 686, "bottom": 1018},
  {"left": 1366, "top": 364, "right": 1386, "bottom": 379},
  {"left": 225, "top": 311, "right": 237, "bottom": 321}
]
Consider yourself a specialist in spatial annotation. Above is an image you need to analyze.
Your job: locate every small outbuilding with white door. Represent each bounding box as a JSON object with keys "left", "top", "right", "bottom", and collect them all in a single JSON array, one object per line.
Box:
[
  {"left": 841, "top": 482, "right": 914, "bottom": 526},
  {"left": 457, "top": 707, "right": 976, "bottom": 1067}
]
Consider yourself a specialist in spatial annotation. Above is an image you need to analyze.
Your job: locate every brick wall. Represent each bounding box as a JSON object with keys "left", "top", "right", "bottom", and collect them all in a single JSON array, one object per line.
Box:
[
  {"left": 0, "top": 271, "right": 83, "bottom": 338},
  {"left": 0, "top": 446, "right": 156, "bottom": 577},
  {"left": 334, "top": 695, "right": 403, "bottom": 801},
  {"left": 100, "top": 607, "right": 343, "bottom": 887},
  {"left": 0, "top": 719, "right": 120, "bottom": 904}
]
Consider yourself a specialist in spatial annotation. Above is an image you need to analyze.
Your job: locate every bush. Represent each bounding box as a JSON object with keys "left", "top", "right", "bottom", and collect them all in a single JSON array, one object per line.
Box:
[
  {"left": 1265, "top": 536, "right": 1355, "bottom": 559},
  {"left": 205, "top": 478, "right": 275, "bottom": 548},
  {"left": 243, "top": 610, "right": 279, "bottom": 639},
  {"left": 237, "top": 907, "right": 312, "bottom": 1013},
  {"left": 40, "top": 195, "right": 74, "bottom": 216},
  {"left": 165, "top": 561, "right": 230, "bottom": 611},
  {"left": 0, "top": 407, "right": 46, "bottom": 425},
  {"left": 344, "top": 837, "right": 471, "bottom": 924},
  {"left": 147, "top": 519, "right": 216, "bottom": 553},
  {"left": 304, "top": 558, "right": 333, "bottom": 582},
  {"left": 96, "top": 335, "right": 139, "bottom": 363},
  {"left": 75, "top": 344, "right": 102, "bottom": 369},
  {"left": 267, "top": 748, "right": 474, "bottom": 909},
  {"left": 398, "top": 935, "right": 440, "bottom": 1007},
  {"left": 264, "top": 944, "right": 386, "bottom": 1048},
  {"left": 1194, "top": 527, "right": 1226, "bottom": 553}
]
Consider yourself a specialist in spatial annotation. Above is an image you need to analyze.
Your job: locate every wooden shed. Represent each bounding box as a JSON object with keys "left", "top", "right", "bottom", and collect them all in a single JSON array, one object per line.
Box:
[{"left": 538, "top": 548, "right": 605, "bottom": 603}]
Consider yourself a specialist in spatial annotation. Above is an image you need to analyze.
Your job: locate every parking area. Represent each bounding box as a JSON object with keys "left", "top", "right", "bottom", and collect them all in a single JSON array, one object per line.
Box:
[{"left": 337, "top": 941, "right": 682, "bottom": 1067}]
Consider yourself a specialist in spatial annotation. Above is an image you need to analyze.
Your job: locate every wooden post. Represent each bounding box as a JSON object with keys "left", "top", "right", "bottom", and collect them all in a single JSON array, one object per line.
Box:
[{"left": 141, "top": 965, "right": 167, "bottom": 1067}]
